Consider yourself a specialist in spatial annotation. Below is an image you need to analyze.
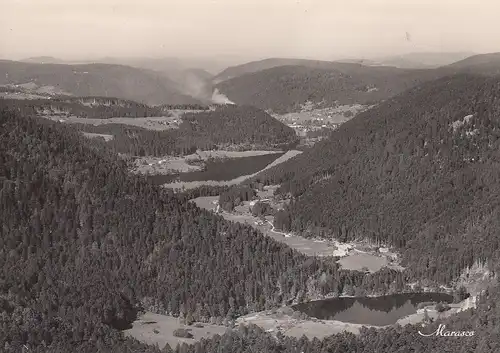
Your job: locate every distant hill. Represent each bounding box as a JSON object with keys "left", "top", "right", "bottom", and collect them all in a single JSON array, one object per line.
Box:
[
  {"left": 84, "top": 57, "right": 231, "bottom": 103},
  {"left": 214, "top": 61, "right": 440, "bottom": 113},
  {"left": 0, "top": 60, "right": 202, "bottom": 105},
  {"left": 96, "top": 56, "right": 238, "bottom": 76},
  {"left": 179, "top": 105, "right": 299, "bottom": 149},
  {"left": 20, "top": 56, "right": 67, "bottom": 64},
  {"left": 182, "top": 68, "right": 213, "bottom": 81},
  {"left": 213, "top": 58, "right": 323, "bottom": 83},
  {"left": 0, "top": 96, "right": 179, "bottom": 119},
  {"left": 368, "top": 52, "right": 476, "bottom": 69},
  {"left": 170, "top": 68, "right": 215, "bottom": 102},
  {"left": 253, "top": 73, "right": 500, "bottom": 283},
  {"left": 444, "top": 52, "right": 500, "bottom": 75},
  {"left": 213, "top": 55, "right": 500, "bottom": 114},
  {"left": 212, "top": 57, "right": 436, "bottom": 83},
  {"left": 215, "top": 65, "right": 374, "bottom": 113}
]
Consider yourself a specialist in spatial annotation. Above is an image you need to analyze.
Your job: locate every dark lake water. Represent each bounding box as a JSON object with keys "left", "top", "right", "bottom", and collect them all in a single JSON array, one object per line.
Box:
[
  {"left": 292, "top": 293, "right": 454, "bottom": 326},
  {"left": 147, "top": 152, "right": 284, "bottom": 185}
]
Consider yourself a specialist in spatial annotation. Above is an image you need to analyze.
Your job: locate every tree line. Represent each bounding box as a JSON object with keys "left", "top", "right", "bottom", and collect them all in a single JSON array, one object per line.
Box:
[
  {"left": 246, "top": 74, "right": 500, "bottom": 285},
  {"left": 1, "top": 108, "right": 406, "bottom": 352}
]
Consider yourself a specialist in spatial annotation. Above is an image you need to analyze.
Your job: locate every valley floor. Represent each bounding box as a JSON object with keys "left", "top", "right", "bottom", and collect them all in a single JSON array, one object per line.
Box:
[
  {"left": 131, "top": 150, "right": 283, "bottom": 176},
  {"left": 125, "top": 295, "right": 478, "bottom": 350},
  {"left": 236, "top": 309, "right": 365, "bottom": 337},
  {"left": 192, "top": 186, "right": 403, "bottom": 272},
  {"left": 52, "top": 115, "right": 181, "bottom": 131},
  {"left": 192, "top": 195, "right": 339, "bottom": 257},
  {"left": 164, "top": 150, "right": 302, "bottom": 190},
  {"left": 124, "top": 312, "right": 228, "bottom": 350}
]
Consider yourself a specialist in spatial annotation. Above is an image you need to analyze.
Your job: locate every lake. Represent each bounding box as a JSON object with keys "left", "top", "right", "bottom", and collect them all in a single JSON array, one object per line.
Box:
[
  {"left": 147, "top": 152, "right": 284, "bottom": 185},
  {"left": 292, "top": 293, "right": 454, "bottom": 326}
]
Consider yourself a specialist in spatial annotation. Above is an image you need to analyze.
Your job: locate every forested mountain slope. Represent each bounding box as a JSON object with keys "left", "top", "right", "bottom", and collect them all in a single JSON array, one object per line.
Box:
[
  {"left": 215, "top": 65, "right": 373, "bottom": 113},
  {"left": 72, "top": 105, "right": 299, "bottom": 155},
  {"left": 0, "top": 96, "right": 172, "bottom": 118},
  {"left": 213, "top": 57, "right": 437, "bottom": 83},
  {"left": 179, "top": 105, "right": 298, "bottom": 148},
  {"left": 253, "top": 74, "right": 500, "bottom": 283},
  {"left": 0, "top": 108, "right": 406, "bottom": 352},
  {"left": 0, "top": 101, "right": 297, "bottom": 155},
  {"left": 214, "top": 55, "right": 500, "bottom": 114},
  {"left": 369, "top": 51, "right": 476, "bottom": 69},
  {"left": 213, "top": 58, "right": 418, "bottom": 83},
  {"left": 445, "top": 52, "right": 500, "bottom": 75},
  {"left": 0, "top": 60, "right": 202, "bottom": 105},
  {"left": 214, "top": 62, "right": 439, "bottom": 113}
]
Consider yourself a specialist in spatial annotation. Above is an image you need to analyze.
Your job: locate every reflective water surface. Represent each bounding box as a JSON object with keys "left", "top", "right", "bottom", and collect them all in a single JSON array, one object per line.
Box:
[{"left": 292, "top": 293, "right": 454, "bottom": 326}]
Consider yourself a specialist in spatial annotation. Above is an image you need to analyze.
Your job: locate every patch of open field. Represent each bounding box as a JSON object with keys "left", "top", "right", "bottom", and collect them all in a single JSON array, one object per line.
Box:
[
  {"left": 192, "top": 186, "right": 404, "bottom": 270},
  {"left": 132, "top": 156, "right": 204, "bottom": 175},
  {"left": 0, "top": 92, "right": 51, "bottom": 100},
  {"left": 237, "top": 309, "right": 366, "bottom": 338},
  {"left": 192, "top": 195, "right": 339, "bottom": 257},
  {"left": 46, "top": 115, "right": 180, "bottom": 131},
  {"left": 123, "top": 312, "right": 228, "bottom": 350},
  {"left": 164, "top": 150, "right": 302, "bottom": 190},
  {"left": 132, "top": 150, "right": 283, "bottom": 176},
  {"left": 396, "top": 295, "right": 478, "bottom": 327},
  {"left": 275, "top": 104, "right": 368, "bottom": 125},
  {"left": 237, "top": 296, "right": 476, "bottom": 340},
  {"left": 337, "top": 252, "right": 389, "bottom": 273},
  {"left": 82, "top": 132, "right": 114, "bottom": 141},
  {"left": 192, "top": 150, "right": 282, "bottom": 159}
]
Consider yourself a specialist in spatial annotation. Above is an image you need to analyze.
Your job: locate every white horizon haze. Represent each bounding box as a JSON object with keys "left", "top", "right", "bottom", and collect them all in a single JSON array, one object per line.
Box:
[{"left": 1, "top": 0, "right": 499, "bottom": 62}]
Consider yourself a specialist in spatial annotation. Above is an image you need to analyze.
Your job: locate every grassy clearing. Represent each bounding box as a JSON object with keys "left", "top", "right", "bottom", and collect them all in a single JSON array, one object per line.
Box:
[
  {"left": 50, "top": 116, "right": 180, "bottom": 131},
  {"left": 237, "top": 297, "right": 476, "bottom": 339},
  {"left": 0, "top": 92, "right": 51, "bottom": 100},
  {"left": 164, "top": 150, "right": 302, "bottom": 190},
  {"left": 192, "top": 150, "right": 283, "bottom": 159},
  {"left": 337, "top": 252, "right": 389, "bottom": 273},
  {"left": 132, "top": 150, "right": 284, "bottom": 176},
  {"left": 192, "top": 186, "right": 404, "bottom": 270},
  {"left": 123, "top": 312, "right": 228, "bottom": 350},
  {"left": 396, "top": 295, "right": 478, "bottom": 326},
  {"left": 82, "top": 132, "right": 114, "bottom": 141},
  {"left": 191, "top": 193, "right": 339, "bottom": 257},
  {"left": 132, "top": 156, "right": 204, "bottom": 175},
  {"left": 274, "top": 104, "right": 369, "bottom": 125},
  {"left": 237, "top": 309, "right": 365, "bottom": 338}
]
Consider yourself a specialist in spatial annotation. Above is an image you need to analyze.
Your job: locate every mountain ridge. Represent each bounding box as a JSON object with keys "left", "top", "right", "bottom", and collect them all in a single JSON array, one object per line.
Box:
[
  {"left": 251, "top": 73, "right": 500, "bottom": 283},
  {"left": 214, "top": 62, "right": 440, "bottom": 113},
  {"left": 0, "top": 60, "right": 203, "bottom": 105}
]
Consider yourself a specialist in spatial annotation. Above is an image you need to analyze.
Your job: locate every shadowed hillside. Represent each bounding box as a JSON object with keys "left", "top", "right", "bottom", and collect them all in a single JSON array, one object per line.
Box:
[
  {"left": 213, "top": 55, "right": 500, "bottom": 114},
  {"left": 214, "top": 62, "right": 439, "bottom": 113},
  {"left": 252, "top": 74, "right": 500, "bottom": 283},
  {"left": 0, "top": 60, "right": 202, "bottom": 105},
  {"left": 0, "top": 107, "right": 404, "bottom": 352},
  {"left": 444, "top": 52, "right": 500, "bottom": 75}
]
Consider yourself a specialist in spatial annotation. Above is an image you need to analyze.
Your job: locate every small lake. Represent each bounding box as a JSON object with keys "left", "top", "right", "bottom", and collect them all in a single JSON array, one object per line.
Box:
[
  {"left": 292, "top": 293, "right": 454, "bottom": 326},
  {"left": 147, "top": 152, "right": 284, "bottom": 185}
]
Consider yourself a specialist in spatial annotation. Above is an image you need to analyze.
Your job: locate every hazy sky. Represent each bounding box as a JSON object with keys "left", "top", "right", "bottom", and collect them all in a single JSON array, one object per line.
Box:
[{"left": 1, "top": 0, "right": 499, "bottom": 61}]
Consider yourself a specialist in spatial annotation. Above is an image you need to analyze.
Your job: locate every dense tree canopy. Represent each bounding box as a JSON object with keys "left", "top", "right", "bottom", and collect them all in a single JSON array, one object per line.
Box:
[
  {"left": 0, "top": 108, "right": 403, "bottom": 352},
  {"left": 249, "top": 74, "right": 500, "bottom": 283},
  {"left": 2, "top": 72, "right": 500, "bottom": 353},
  {"left": 0, "top": 97, "right": 211, "bottom": 119},
  {"left": 0, "top": 100, "right": 298, "bottom": 156}
]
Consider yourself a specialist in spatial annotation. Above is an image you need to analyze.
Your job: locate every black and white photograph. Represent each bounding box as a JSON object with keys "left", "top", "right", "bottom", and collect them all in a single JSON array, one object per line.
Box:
[{"left": 1, "top": 0, "right": 499, "bottom": 352}]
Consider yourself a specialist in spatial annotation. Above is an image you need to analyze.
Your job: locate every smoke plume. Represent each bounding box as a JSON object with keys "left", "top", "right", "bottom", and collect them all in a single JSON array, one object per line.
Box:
[{"left": 211, "top": 88, "right": 235, "bottom": 105}]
